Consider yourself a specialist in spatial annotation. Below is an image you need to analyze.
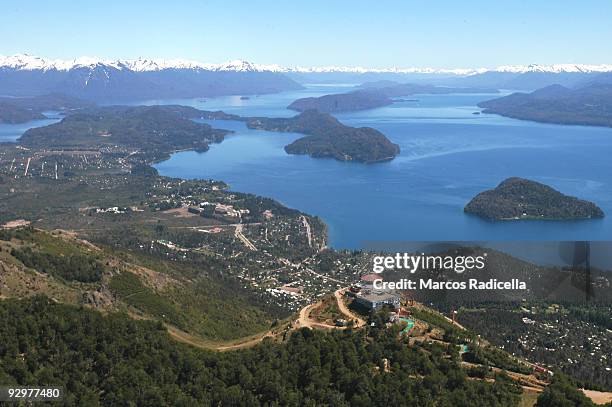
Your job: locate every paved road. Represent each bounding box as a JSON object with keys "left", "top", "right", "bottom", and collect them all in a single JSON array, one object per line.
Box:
[
  {"left": 235, "top": 224, "right": 257, "bottom": 251},
  {"left": 300, "top": 215, "right": 313, "bottom": 248}
]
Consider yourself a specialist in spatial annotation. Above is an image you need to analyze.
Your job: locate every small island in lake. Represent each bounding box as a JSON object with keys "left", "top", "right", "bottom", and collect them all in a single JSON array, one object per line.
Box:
[
  {"left": 245, "top": 110, "right": 400, "bottom": 163},
  {"left": 465, "top": 177, "right": 605, "bottom": 220}
]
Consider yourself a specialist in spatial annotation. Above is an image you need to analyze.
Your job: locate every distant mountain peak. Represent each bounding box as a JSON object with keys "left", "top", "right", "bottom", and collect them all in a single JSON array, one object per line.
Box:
[
  {"left": 3, "top": 54, "right": 612, "bottom": 75},
  {"left": 494, "top": 63, "right": 612, "bottom": 74},
  {"left": 0, "top": 54, "right": 303, "bottom": 100},
  {"left": 0, "top": 53, "right": 129, "bottom": 71},
  {"left": 216, "top": 59, "right": 257, "bottom": 72},
  {"left": 0, "top": 54, "right": 285, "bottom": 73},
  {"left": 529, "top": 84, "right": 572, "bottom": 98}
]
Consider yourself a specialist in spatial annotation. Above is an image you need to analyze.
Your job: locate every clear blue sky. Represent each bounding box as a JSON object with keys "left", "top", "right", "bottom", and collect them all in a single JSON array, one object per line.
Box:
[{"left": 1, "top": 0, "right": 611, "bottom": 68}]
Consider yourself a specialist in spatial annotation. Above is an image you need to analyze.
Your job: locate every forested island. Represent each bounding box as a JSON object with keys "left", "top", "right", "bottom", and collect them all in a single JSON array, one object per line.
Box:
[
  {"left": 245, "top": 110, "right": 400, "bottom": 162},
  {"left": 0, "top": 93, "right": 90, "bottom": 123},
  {"left": 478, "top": 84, "right": 612, "bottom": 127},
  {"left": 465, "top": 177, "right": 605, "bottom": 220},
  {"left": 288, "top": 83, "right": 498, "bottom": 113}
]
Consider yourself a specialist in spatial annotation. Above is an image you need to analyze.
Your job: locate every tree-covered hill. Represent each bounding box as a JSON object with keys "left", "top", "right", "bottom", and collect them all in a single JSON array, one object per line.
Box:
[
  {"left": 465, "top": 177, "right": 605, "bottom": 220},
  {"left": 0, "top": 227, "right": 281, "bottom": 342},
  {"left": 0, "top": 296, "right": 531, "bottom": 406},
  {"left": 246, "top": 110, "right": 400, "bottom": 163}
]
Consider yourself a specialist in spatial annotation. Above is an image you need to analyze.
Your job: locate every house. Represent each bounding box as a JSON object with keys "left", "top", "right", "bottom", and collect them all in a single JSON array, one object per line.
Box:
[
  {"left": 354, "top": 291, "right": 400, "bottom": 311},
  {"left": 215, "top": 203, "right": 240, "bottom": 217}
]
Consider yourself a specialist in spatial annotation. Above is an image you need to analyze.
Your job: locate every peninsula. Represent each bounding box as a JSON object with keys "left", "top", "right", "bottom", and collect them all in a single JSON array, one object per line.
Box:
[
  {"left": 288, "top": 83, "right": 499, "bottom": 113},
  {"left": 287, "top": 90, "right": 393, "bottom": 113},
  {"left": 0, "top": 93, "right": 90, "bottom": 124},
  {"left": 478, "top": 84, "right": 612, "bottom": 127},
  {"left": 245, "top": 109, "right": 400, "bottom": 163},
  {"left": 465, "top": 177, "right": 605, "bottom": 220},
  {"left": 18, "top": 104, "right": 400, "bottom": 164},
  {"left": 19, "top": 105, "right": 229, "bottom": 160}
]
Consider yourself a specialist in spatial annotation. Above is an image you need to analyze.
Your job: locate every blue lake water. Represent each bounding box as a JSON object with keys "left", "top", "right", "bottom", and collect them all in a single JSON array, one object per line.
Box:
[
  {"left": 0, "top": 113, "right": 62, "bottom": 143},
  {"left": 154, "top": 86, "right": 612, "bottom": 249},
  {"left": 2, "top": 87, "right": 611, "bottom": 249}
]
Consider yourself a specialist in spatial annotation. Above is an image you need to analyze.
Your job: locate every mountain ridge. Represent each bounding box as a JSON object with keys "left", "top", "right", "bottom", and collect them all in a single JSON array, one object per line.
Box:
[
  {"left": 3, "top": 54, "right": 612, "bottom": 74},
  {"left": 0, "top": 54, "right": 303, "bottom": 101}
]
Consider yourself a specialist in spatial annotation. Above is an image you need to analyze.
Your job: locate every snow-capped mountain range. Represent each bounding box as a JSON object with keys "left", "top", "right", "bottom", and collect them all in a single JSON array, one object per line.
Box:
[
  {"left": 2, "top": 54, "right": 612, "bottom": 75},
  {"left": 2, "top": 53, "right": 612, "bottom": 101},
  {"left": 0, "top": 54, "right": 303, "bottom": 101},
  {"left": 0, "top": 54, "right": 284, "bottom": 73}
]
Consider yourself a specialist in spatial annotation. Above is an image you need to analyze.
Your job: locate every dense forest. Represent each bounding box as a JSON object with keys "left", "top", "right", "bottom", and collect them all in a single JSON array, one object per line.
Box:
[
  {"left": 464, "top": 177, "right": 605, "bottom": 220},
  {"left": 11, "top": 246, "right": 104, "bottom": 283},
  {"left": 536, "top": 376, "right": 602, "bottom": 407},
  {"left": 0, "top": 296, "right": 537, "bottom": 406}
]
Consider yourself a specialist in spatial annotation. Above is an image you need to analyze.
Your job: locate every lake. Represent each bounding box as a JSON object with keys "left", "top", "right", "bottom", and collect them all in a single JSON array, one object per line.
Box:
[
  {"left": 0, "top": 113, "right": 62, "bottom": 143},
  {"left": 2, "top": 87, "right": 610, "bottom": 249},
  {"left": 153, "top": 86, "right": 612, "bottom": 249}
]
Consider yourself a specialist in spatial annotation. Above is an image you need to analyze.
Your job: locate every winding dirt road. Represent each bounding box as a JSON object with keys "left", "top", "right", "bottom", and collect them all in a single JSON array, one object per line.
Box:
[{"left": 334, "top": 288, "right": 366, "bottom": 327}]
